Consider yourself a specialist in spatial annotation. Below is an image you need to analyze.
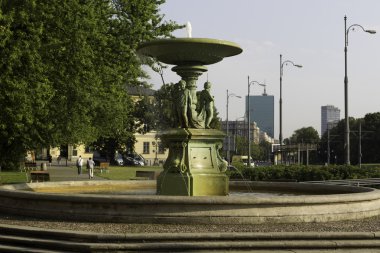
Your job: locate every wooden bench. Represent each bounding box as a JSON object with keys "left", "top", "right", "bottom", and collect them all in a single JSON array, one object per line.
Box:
[
  {"left": 30, "top": 171, "right": 50, "bottom": 182},
  {"left": 22, "top": 162, "right": 37, "bottom": 172},
  {"left": 97, "top": 162, "right": 110, "bottom": 173}
]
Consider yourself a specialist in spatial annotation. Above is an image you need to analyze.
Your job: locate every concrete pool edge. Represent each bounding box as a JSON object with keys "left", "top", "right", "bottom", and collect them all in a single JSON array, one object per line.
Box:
[{"left": 0, "top": 180, "right": 379, "bottom": 224}]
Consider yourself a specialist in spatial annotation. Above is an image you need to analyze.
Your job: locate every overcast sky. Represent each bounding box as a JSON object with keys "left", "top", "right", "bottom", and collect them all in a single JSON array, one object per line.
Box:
[{"left": 143, "top": 0, "right": 380, "bottom": 139}]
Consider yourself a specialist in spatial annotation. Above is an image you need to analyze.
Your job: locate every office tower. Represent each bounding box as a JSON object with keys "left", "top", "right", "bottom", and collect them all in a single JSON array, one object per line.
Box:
[
  {"left": 246, "top": 94, "right": 275, "bottom": 139},
  {"left": 321, "top": 105, "right": 340, "bottom": 135}
]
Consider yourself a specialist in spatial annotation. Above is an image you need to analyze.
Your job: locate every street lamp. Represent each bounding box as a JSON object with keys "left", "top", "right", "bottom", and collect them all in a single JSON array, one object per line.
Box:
[
  {"left": 247, "top": 76, "right": 265, "bottom": 167},
  {"left": 344, "top": 16, "right": 376, "bottom": 165},
  {"left": 280, "top": 54, "right": 302, "bottom": 164},
  {"left": 226, "top": 89, "right": 241, "bottom": 165}
]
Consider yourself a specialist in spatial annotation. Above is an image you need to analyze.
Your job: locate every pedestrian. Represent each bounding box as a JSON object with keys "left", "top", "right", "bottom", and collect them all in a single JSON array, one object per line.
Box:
[
  {"left": 48, "top": 154, "right": 52, "bottom": 167},
  {"left": 76, "top": 156, "right": 83, "bottom": 175},
  {"left": 87, "top": 157, "right": 95, "bottom": 179},
  {"left": 57, "top": 155, "right": 61, "bottom": 165}
]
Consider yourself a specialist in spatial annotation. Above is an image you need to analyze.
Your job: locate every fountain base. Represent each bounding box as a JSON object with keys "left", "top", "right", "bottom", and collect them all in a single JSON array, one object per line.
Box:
[
  {"left": 157, "top": 128, "right": 228, "bottom": 196},
  {"left": 157, "top": 173, "right": 228, "bottom": 196}
]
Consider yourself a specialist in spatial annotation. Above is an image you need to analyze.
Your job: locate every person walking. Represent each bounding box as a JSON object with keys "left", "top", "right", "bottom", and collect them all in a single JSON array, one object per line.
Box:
[
  {"left": 48, "top": 154, "right": 53, "bottom": 167},
  {"left": 76, "top": 156, "right": 83, "bottom": 175},
  {"left": 87, "top": 157, "right": 95, "bottom": 179}
]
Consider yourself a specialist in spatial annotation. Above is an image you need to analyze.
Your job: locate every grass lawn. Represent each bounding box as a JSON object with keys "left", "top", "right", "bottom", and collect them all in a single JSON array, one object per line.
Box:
[
  {"left": 95, "top": 166, "right": 163, "bottom": 180},
  {"left": 0, "top": 172, "right": 28, "bottom": 184}
]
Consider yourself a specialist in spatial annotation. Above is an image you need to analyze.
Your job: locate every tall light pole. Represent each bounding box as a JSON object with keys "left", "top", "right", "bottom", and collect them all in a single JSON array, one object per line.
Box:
[
  {"left": 226, "top": 89, "right": 241, "bottom": 165},
  {"left": 279, "top": 54, "right": 302, "bottom": 164},
  {"left": 247, "top": 76, "right": 265, "bottom": 167},
  {"left": 344, "top": 16, "right": 375, "bottom": 165}
]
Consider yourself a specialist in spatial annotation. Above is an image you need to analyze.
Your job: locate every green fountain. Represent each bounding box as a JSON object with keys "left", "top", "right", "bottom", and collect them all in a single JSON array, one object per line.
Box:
[
  {"left": 137, "top": 37, "right": 242, "bottom": 196},
  {"left": 2, "top": 31, "right": 380, "bottom": 225}
]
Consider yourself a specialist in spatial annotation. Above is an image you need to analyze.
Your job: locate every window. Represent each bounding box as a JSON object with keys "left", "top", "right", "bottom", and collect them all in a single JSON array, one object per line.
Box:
[
  {"left": 143, "top": 142, "right": 150, "bottom": 154},
  {"left": 158, "top": 142, "right": 165, "bottom": 154}
]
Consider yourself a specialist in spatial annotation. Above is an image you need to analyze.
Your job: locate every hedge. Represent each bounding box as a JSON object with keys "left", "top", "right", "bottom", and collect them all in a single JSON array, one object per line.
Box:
[{"left": 230, "top": 165, "right": 380, "bottom": 182}]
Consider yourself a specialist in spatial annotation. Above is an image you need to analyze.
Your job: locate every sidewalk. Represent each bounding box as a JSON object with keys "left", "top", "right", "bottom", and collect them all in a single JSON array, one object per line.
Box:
[{"left": 34, "top": 161, "right": 105, "bottom": 182}]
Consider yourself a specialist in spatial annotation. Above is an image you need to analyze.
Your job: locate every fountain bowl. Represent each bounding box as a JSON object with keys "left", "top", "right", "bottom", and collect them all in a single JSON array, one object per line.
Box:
[
  {"left": 137, "top": 38, "right": 243, "bottom": 66},
  {"left": 1, "top": 180, "right": 380, "bottom": 224}
]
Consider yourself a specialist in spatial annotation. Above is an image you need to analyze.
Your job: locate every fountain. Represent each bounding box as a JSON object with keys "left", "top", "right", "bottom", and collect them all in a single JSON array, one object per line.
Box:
[
  {"left": 1, "top": 35, "right": 380, "bottom": 224},
  {"left": 137, "top": 37, "right": 242, "bottom": 196}
]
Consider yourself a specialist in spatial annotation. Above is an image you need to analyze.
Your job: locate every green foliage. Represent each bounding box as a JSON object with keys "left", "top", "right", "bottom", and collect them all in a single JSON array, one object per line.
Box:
[
  {"left": 0, "top": 0, "right": 181, "bottom": 170},
  {"left": 0, "top": 0, "right": 54, "bottom": 169},
  {"left": 319, "top": 113, "right": 380, "bottom": 164},
  {"left": 286, "top": 126, "right": 320, "bottom": 144},
  {"left": 235, "top": 137, "right": 271, "bottom": 161},
  {"left": 154, "top": 83, "right": 174, "bottom": 130},
  {"left": 237, "top": 165, "right": 380, "bottom": 182}
]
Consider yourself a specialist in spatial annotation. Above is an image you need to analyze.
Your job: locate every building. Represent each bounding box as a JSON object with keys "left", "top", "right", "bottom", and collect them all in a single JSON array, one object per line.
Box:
[
  {"left": 220, "top": 120, "right": 260, "bottom": 157},
  {"left": 128, "top": 86, "right": 169, "bottom": 165},
  {"left": 321, "top": 105, "right": 340, "bottom": 135},
  {"left": 246, "top": 94, "right": 275, "bottom": 138}
]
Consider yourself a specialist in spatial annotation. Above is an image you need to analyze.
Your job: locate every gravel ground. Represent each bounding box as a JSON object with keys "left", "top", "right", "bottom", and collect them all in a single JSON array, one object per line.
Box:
[{"left": 1, "top": 213, "right": 380, "bottom": 234}]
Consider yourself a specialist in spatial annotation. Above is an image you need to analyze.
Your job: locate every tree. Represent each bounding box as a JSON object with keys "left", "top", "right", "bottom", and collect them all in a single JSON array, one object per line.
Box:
[
  {"left": 361, "top": 113, "right": 380, "bottom": 163},
  {"left": 0, "top": 1, "right": 55, "bottom": 169},
  {"left": 0, "top": 0, "right": 182, "bottom": 169},
  {"left": 235, "top": 137, "right": 270, "bottom": 161},
  {"left": 320, "top": 117, "right": 360, "bottom": 165},
  {"left": 288, "top": 127, "right": 320, "bottom": 144},
  {"left": 286, "top": 126, "right": 320, "bottom": 165}
]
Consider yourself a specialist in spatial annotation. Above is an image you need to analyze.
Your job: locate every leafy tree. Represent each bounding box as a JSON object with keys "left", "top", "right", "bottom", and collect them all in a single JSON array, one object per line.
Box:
[
  {"left": 316, "top": 112, "right": 380, "bottom": 165},
  {"left": 288, "top": 126, "right": 320, "bottom": 144},
  {"left": 235, "top": 137, "right": 270, "bottom": 161},
  {"left": 361, "top": 113, "right": 380, "bottom": 163},
  {"left": 0, "top": 0, "right": 182, "bottom": 169},
  {"left": 0, "top": 1, "right": 55, "bottom": 169},
  {"left": 285, "top": 126, "right": 320, "bottom": 165},
  {"left": 320, "top": 117, "right": 363, "bottom": 165}
]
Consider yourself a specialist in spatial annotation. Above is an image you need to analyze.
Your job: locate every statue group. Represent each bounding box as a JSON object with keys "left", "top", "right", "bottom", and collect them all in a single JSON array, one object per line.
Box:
[{"left": 172, "top": 80, "right": 214, "bottom": 129}]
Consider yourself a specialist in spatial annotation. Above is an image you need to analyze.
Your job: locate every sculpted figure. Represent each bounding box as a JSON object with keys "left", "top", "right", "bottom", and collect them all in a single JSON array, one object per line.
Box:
[
  {"left": 172, "top": 80, "right": 189, "bottom": 128},
  {"left": 198, "top": 81, "right": 214, "bottom": 129}
]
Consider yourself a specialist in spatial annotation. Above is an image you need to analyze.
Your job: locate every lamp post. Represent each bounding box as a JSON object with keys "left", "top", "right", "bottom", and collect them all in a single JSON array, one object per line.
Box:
[
  {"left": 344, "top": 16, "right": 376, "bottom": 165},
  {"left": 279, "top": 54, "right": 302, "bottom": 164},
  {"left": 152, "top": 136, "right": 159, "bottom": 166},
  {"left": 226, "top": 89, "right": 241, "bottom": 165},
  {"left": 247, "top": 76, "right": 265, "bottom": 167}
]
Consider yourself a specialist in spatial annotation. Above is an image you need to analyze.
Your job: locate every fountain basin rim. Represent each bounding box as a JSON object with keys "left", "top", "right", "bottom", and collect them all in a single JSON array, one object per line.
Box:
[
  {"left": 0, "top": 180, "right": 377, "bottom": 205},
  {"left": 2, "top": 181, "right": 380, "bottom": 224},
  {"left": 137, "top": 37, "right": 243, "bottom": 65}
]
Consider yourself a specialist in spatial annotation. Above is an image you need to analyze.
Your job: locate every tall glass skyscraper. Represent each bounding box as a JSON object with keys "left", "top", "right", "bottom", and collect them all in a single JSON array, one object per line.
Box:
[
  {"left": 321, "top": 105, "right": 340, "bottom": 135},
  {"left": 246, "top": 94, "right": 275, "bottom": 138}
]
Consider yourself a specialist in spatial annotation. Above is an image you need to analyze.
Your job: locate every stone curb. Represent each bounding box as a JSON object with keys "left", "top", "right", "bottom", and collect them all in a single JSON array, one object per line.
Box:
[
  {"left": 2, "top": 223, "right": 380, "bottom": 241},
  {"left": 4, "top": 223, "right": 380, "bottom": 252}
]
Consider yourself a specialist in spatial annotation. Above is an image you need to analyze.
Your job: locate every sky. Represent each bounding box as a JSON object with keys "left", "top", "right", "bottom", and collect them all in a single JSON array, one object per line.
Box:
[{"left": 143, "top": 0, "right": 380, "bottom": 139}]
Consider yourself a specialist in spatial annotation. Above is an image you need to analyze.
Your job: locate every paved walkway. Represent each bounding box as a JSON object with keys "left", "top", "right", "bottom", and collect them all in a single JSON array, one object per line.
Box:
[{"left": 32, "top": 160, "right": 105, "bottom": 182}]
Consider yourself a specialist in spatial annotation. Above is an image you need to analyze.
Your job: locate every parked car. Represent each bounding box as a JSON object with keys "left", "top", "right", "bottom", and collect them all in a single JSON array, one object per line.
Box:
[
  {"left": 113, "top": 154, "right": 124, "bottom": 166},
  {"left": 114, "top": 157, "right": 124, "bottom": 166},
  {"left": 124, "top": 153, "right": 146, "bottom": 166},
  {"left": 124, "top": 157, "right": 144, "bottom": 166}
]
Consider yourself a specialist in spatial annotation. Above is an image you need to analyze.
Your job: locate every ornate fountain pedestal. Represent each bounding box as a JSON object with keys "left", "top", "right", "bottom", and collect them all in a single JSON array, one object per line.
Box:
[
  {"left": 138, "top": 38, "right": 242, "bottom": 196},
  {"left": 157, "top": 128, "right": 228, "bottom": 196}
]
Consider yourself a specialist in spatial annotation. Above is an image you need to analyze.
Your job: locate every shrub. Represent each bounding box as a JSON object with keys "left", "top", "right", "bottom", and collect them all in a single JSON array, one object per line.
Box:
[{"left": 233, "top": 164, "right": 380, "bottom": 182}]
